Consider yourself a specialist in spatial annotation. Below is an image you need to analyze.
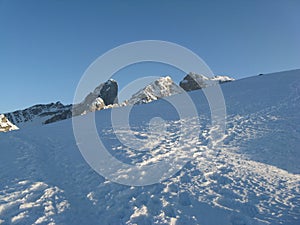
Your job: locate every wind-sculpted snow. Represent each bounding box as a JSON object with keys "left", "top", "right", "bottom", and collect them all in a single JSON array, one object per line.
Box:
[
  {"left": 0, "top": 181, "right": 70, "bottom": 224},
  {"left": 0, "top": 70, "right": 299, "bottom": 224}
]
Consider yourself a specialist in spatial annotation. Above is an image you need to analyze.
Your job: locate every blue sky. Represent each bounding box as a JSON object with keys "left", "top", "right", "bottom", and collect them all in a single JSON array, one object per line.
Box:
[{"left": 0, "top": 0, "right": 299, "bottom": 112}]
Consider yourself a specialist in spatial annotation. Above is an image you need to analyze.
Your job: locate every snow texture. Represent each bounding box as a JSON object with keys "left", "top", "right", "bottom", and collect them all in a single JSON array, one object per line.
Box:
[{"left": 0, "top": 69, "right": 299, "bottom": 225}]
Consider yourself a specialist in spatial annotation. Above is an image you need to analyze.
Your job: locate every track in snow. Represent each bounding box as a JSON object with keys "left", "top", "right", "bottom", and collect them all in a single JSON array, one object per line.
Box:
[{"left": 0, "top": 70, "right": 300, "bottom": 225}]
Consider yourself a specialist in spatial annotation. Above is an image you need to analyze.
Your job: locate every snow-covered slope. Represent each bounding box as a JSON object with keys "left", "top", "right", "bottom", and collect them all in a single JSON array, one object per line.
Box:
[
  {"left": 0, "top": 114, "right": 18, "bottom": 132},
  {"left": 127, "top": 76, "right": 183, "bottom": 105},
  {"left": 0, "top": 70, "right": 299, "bottom": 225}
]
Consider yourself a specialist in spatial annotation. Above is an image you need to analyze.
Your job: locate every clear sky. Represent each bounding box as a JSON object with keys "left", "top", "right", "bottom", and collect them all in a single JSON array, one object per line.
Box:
[{"left": 0, "top": 0, "right": 299, "bottom": 112}]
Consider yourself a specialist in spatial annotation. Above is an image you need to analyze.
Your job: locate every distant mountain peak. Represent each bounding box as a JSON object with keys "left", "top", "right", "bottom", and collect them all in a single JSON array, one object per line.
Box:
[
  {"left": 3, "top": 73, "right": 235, "bottom": 130},
  {"left": 72, "top": 79, "right": 118, "bottom": 116},
  {"left": 93, "top": 79, "right": 118, "bottom": 105},
  {"left": 3, "top": 79, "right": 119, "bottom": 128},
  {"left": 4, "top": 102, "right": 72, "bottom": 128},
  {"left": 126, "top": 76, "right": 184, "bottom": 105}
]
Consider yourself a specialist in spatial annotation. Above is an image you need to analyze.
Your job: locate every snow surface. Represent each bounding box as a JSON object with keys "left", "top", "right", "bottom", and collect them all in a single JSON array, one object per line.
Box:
[{"left": 0, "top": 70, "right": 300, "bottom": 225}]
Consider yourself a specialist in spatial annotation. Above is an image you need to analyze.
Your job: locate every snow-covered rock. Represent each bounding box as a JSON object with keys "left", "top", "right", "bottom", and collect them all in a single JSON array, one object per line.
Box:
[
  {"left": 211, "top": 75, "right": 235, "bottom": 83},
  {"left": 72, "top": 79, "right": 118, "bottom": 116},
  {"left": 4, "top": 79, "right": 118, "bottom": 127},
  {"left": 4, "top": 102, "right": 72, "bottom": 128},
  {"left": 0, "top": 114, "right": 18, "bottom": 132},
  {"left": 127, "top": 76, "right": 184, "bottom": 105},
  {"left": 4, "top": 75, "right": 235, "bottom": 129},
  {"left": 90, "top": 97, "right": 106, "bottom": 111},
  {"left": 179, "top": 72, "right": 234, "bottom": 91}
]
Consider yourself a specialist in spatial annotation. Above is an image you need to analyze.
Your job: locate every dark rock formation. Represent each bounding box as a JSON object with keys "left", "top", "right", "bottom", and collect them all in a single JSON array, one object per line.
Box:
[
  {"left": 98, "top": 79, "right": 118, "bottom": 105},
  {"left": 179, "top": 73, "right": 209, "bottom": 91},
  {"left": 44, "top": 109, "right": 72, "bottom": 124},
  {"left": 179, "top": 73, "right": 235, "bottom": 91},
  {"left": 72, "top": 79, "right": 118, "bottom": 116},
  {"left": 5, "top": 102, "right": 72, "bottom": 127}
]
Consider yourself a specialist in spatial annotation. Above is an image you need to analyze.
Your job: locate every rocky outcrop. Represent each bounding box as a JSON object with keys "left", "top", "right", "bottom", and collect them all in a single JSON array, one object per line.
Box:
[
  {"left": 44, "top": 109, "right": 72, "bottom": 125},
  {"left": 4, "top": 74, "right": 235, "bottom": 129},
  {"left": 127, "top": 76, "right": 183, "bottom": 105},
  {"left": 75, "top": 76, "right": 183, "bottom": 109},
  {"left": 4, "top": 102, "right": 72, "bottom": 128},
  {"left": 4, "top": 79, "right": 119, "bottom": 127},
  {"left": 0, "top": 114, "right": 18, "bottom": 132},
  {"left": 98, "top": 79, "right": 118, "bottom": 105},
  {"left": 72, "top": 79, "right": 118, "bottom": 116},
  {"left": 179, "top": 73, "right": 210, "bottom": 91},
  {"left": 179, "top": 72, "right": 234, "bottom": 91}
]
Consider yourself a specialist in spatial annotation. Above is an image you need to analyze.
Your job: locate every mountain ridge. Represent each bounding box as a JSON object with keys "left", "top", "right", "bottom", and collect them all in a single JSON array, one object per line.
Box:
[{"left": 3, "top": 73, "right": 234, "bottom": 129}]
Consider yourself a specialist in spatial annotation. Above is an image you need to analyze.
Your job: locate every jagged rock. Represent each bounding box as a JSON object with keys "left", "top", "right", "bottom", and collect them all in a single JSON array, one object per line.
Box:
[
  {"left": 44, "top": 109, "right": 72, "bottom": 125},
  {"left": 127, "top": 76, "right": 183, "bottom": 105},
  {"left": 179, "top": 73, "right": 210, "bottom": 91},
  {"left": 179, "top": 72, "right": 234, "bottom": 91},
  {"left": 98, "top": 79, "right": 118, "bottom": 105},
  {"left": 4, "top": 79, "right": 119, "bottom": 127},
  {"left": 5, "top": 102, "right": 72, "bottom": 128},
  {"left": 0, "top": 114, "right": 18, "bottom": 132},
  {"left": 72, "top": 79, "right": 118, "bottom": 116}
]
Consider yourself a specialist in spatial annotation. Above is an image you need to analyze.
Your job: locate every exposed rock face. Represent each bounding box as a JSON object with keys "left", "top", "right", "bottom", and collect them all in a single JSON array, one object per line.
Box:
[
  {"left": 4, "top": 79, "right": 119, "bottom": 127},
  {"left": 0, "top": 114, "right": 19, "bottom": 132},
  {"left": 44, "top": 109, "right": 72, "bottom": 125},
  {"left": 5, "top": 102, "right": 72, "bottom": 128},
  {"left": 86, "top": 76, "right": 182, "bottom": 109},
  {"left": 3, "top": 74, "right": 236, "bottom": 129},
  {"left": 179, "top": 72, "right": 234, "bottom": 91},
  {"left": 179, "top": 73, "right": 210, "bottom": 91},
  {"left": 72, "top": 79, "right": 118, "bottom": 116},
  {"left": 127, "top": 76, "right": 184, "bottom": 105},
  {"left": 98, "top": 80, "right": 118, "bottom": 105}
]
